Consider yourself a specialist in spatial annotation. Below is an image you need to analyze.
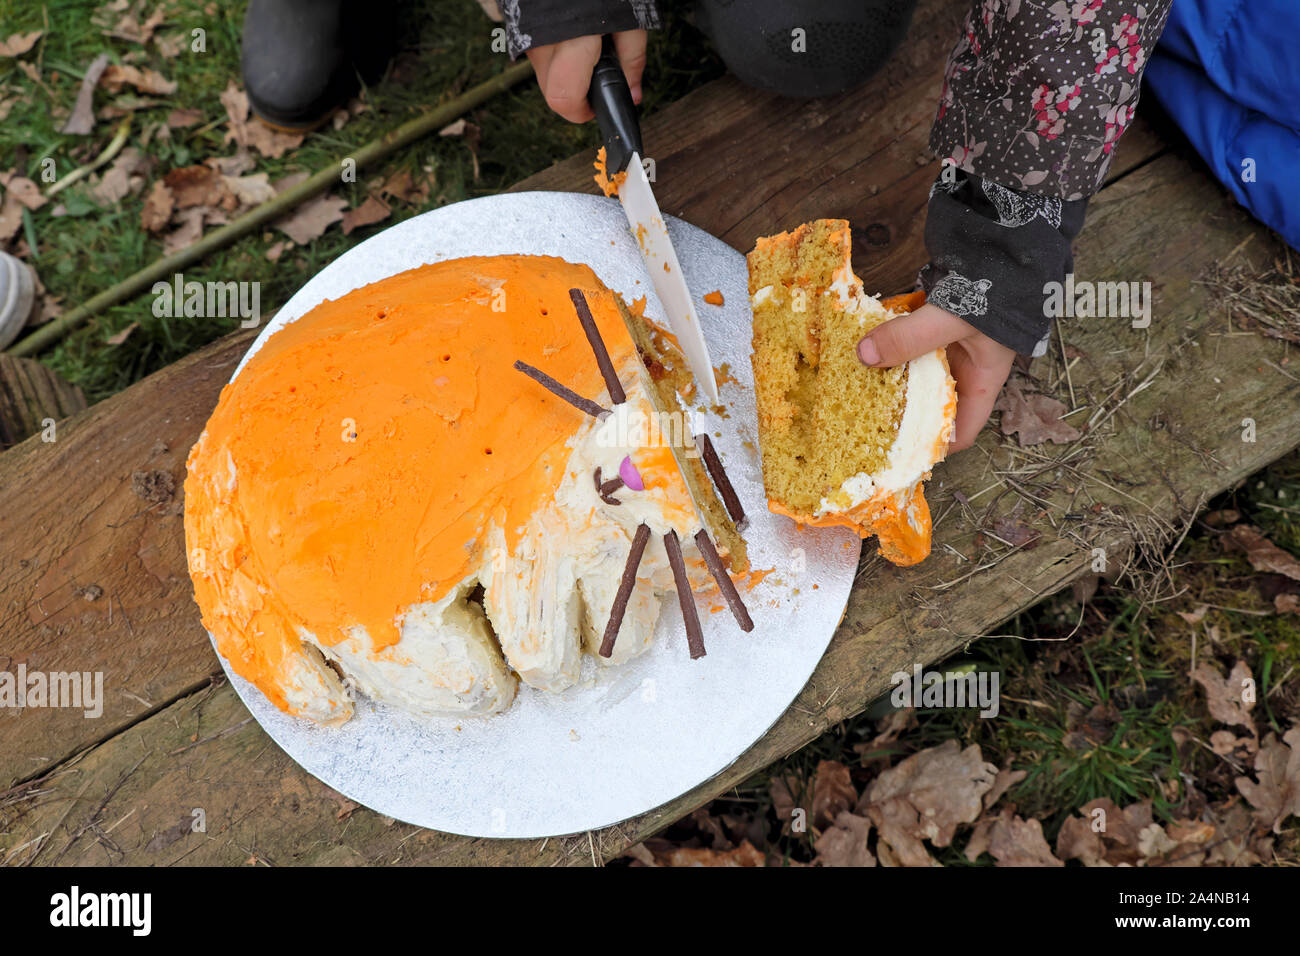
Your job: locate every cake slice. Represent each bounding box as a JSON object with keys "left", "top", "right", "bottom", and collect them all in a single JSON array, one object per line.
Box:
[{"left": 747, "top": 220, "right": 956, "bottom": 565}]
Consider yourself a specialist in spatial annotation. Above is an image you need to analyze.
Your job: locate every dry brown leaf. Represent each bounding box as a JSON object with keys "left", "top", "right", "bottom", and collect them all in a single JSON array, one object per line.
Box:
[
  {"left": 990, "top": 514, "right": 1040, "bottom": 549},
  {"left": 982, "top": 765, "right": 1027, "bottom": 811},
  {"left": 341, "top": 195, "right": 390, "bottom": 235},
  {"left": 1224, "top": 525, "right": 1300, "bottom": 581},
  {"left": 104, "top": 4, "right": 166, "bottom": 44},
  {"left": 205, "top": 150, "right": 255, "bottom": 178},
  {"left": 105, "top": 321, "right": 139, "bottom": 346},
  {"left": 1190, "top": 659, "right": 1256, "bottom": 733},
  {"left": 162, "top": 206, "right": 204, "bottom": 255},
  {"left": 163, "top": 164, "right": 236, "bottom": 211},
  {"left": 862, "top": 739, "right": 997, "bottom": 847},
  {"left": 0, "top": 173, "right": 48, "bottom": 212},
  {"left": 994, "top": 380, "right": 1082, "bottom": 447},
  {"left": 0, "top": 192, "right": 24, "bottom": 245},
  {"left": 655, "top": 841, "right": 765, "bottom": 867},
  {"left": 1275, "top": 593, "right": 1299, "bottom": 614},
  {"left": 1177, "top": 604, "right": 1210, "bottom": 625},
  {"left": 439, "top": 118, "right": 482, "bottom": 180},
  {"left": 265, "top": 240, "right": 289, "bottom": 262},
  {"left": 1235, "top": 727, "right": 1300, "bottom": 834},
  {"left": 220, "top": 81, "right": 303, "bottom": 159},
  {"left": 274, "top": 193, "right": 346, "bottom": 245},
  {"left": 155, "top": 32, "right": 185, "bottom": 58},
  {"left": 166, "top": 107, "right": 203, "bottom": 128},
  {"left": 1054, "top": 813, "right": 1106, "bottom": 865},
  {"left": 863, "top": 797, "right": 937, "bottom": 866},
  {"left": 100, "top": 63, "right": 177, "bottom": 96},
  {"left": 813, "top": 811, "right": 875, "bottom": 867},
  {"left": 91, "top": 146, "right": 151, "bottom": 204},
  {"left": 60, "top": 52, "right": 111, "bottom": 135},
  {"left": 378, "top": 168, "right": 430, "bottom": 205},
  {"left": 140, "top": 178, "right": 173, "bottom": 232},
  {"left": 810, "top": 760, "right": 857, "bottom": 830},
  {"left": 222, "top": 173, "right": 276, "bottom": 207},
  {"left": 768, "top": 772, "right": 807, "bottom": 835},
  {"left": 0, "top": 31, "right": 43, "bottom": 57},
  {"left": 984, "top": 809, "right": 1062, "bottom": 866}
]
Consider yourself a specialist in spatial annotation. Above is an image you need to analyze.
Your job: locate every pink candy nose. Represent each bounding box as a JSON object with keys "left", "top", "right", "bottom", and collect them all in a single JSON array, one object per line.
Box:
[{"left": 619, "top": 455, "right": 644, "bottom": 491}]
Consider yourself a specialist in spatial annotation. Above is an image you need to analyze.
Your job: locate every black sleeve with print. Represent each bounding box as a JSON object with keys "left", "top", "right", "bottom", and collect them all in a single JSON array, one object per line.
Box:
[
  {"left": 501, "top": 0, "right": 662, "bottom": 59},
  {"left": 919, "top": 168, "right": 1087, "bottom": 356}
]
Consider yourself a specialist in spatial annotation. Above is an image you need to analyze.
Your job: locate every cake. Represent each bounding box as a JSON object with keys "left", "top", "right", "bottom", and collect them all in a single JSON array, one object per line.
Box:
[
  {"left": 747, "top": 220, "right": 956, "bottom": 566},
  {"left": 184, "top": 255, "right": 748, "bottom": 726}
]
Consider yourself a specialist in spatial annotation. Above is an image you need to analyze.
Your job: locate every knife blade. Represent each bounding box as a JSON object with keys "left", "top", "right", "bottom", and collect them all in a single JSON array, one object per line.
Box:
[{"left": 588, "top": 37, "right": 720, "bottom": 405}]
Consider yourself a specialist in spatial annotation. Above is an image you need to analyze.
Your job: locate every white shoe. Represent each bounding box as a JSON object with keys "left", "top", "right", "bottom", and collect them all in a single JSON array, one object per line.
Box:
[{"left": 0, "top": 251, "right": 36, "bottom": 351}]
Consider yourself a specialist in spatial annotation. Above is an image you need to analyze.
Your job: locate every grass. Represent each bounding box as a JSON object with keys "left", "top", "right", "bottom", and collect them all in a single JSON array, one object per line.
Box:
[{"left": 0, "top": 0, "right": 723, "bottom": 402}]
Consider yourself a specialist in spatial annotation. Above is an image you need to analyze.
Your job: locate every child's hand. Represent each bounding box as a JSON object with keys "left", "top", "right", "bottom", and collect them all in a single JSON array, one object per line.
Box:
[
  {"left": 527, "top": 30, "right": 647, "bottom": 123},
  {"left": 857, "top": 303, "right": 1016, "bottom": 453}
]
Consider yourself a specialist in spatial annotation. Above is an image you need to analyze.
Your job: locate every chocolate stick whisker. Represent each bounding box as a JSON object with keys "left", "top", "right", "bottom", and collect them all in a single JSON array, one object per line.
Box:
[
  {"left": 696, "top": 432, "right": 745, "bottom": 526},
  {"left": 599, "top": 523, "right": 651, "bottom": 658},
  {"left": 569, "top": 288, "right": 627, "bottom": 406},
  {"left": 663, "top": 529, "right": 706, "bottom": 659},
  {"left": 514, "top": 360, "right": 609, "bottom": 419},
  {"left": 694, "top": 528, "right": 754, "bottom": 632}
]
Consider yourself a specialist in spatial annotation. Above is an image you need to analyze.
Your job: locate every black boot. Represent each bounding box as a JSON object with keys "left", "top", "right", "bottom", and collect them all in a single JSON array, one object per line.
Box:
[
  {"left": 241, "top": 0, "right": 397, "bottom": 131},
  {"left": 694, "top": 0, "right": 918, "bottom": 98}
]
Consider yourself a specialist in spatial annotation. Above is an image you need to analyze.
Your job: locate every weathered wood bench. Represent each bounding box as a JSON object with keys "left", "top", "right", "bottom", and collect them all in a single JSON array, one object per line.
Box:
[{"left": 2, "top": 0, "right": 1292, "bottom": 865}]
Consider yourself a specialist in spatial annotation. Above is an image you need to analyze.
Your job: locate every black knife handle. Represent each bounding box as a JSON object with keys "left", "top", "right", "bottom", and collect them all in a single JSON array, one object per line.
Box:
[{"left": 588, "top": 34, "right": 643, "bottom": 175}]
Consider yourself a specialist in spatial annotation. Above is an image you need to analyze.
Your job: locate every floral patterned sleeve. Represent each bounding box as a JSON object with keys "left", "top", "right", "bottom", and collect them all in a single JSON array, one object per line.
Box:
[
  {"left": 501, "top": 0, "right": 661, "bottom": 59},
  {"left": 921, "top": 0, "right": 1173, "bottom": 356}
]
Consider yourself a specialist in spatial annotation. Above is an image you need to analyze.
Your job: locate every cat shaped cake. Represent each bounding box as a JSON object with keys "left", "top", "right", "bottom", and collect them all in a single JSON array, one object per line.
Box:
[{"left": 184, "top": 255, "right": 749, "bottom": 725}]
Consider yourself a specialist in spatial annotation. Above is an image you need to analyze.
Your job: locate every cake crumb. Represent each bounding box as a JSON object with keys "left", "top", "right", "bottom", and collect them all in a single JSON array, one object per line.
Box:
[{"left": 703, "top": 290, "right": 724, "bottom": 306}]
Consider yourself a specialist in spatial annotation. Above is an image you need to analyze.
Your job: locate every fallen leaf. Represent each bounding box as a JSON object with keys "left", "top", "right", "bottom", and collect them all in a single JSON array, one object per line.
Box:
[
  {"left": 341, "top": 195, "right": 390, "bottom": 235},
  {"left": 0, "top": 173, "right": 48, "bottom": 212},
  {"left": 1223, "top": 525, "right": 1300, "bottom": 581},
  {"left": 105, "top": 321, "right": 139, "bottom": 345},
  {"left": 863, "top": 797, "right": 937, "bottom": 866},
  {"left": 221, "top": 81, "right": 302, "bottom": 159},
  {"left": 1235, "top": 728, "right": 1300, "bottom": 834},
  {"left": 1275, "top": 593, "right": 1299, "bottom": 614},
  {"left": 154, "top": 32, "right": 185, "bottom": 58},
  {"left": 161, "top": 206, "right": 204, "bottom": 255},
  {"left": 378, "top": 167, "right": 430, "bottom": 205},
  {"left": 810, "top": 760, "right": 857, "bottom": 830},
  {"left": 440, "top": 118, "right": 482, "bottom": 179},
  {"left": 990, "top": 514, "right": 1040, "bottom": 549},
  {"left": 980, "top": 808, "right": 1063, "bottom": 866},
  {"left": 862, "top": 740, "right": 997, "bottom": 848},
  {"left": 140, "top": 178, "right": 174, "bottom": 232},
  {"left": 91, "top": 146, "right": 152, "bottom": 204},
  {"left": 1054, "top": 813, "right": 1106, "bottom": 865},
  {"left": 0, "top": 192, "right": 25, "bottom": 245},
  {"left": 166, "top": 107, "right": 203, "bottom": 128},
  {"left": 222, "top": 172, "right": 276, "bottom": 207},
  {"left": 100, "top": 63, "right": 177, "bottom": 96},
  {"left": 1177, "top": 604, "right": 1210, "bottom": 625},
  {"left": 273, "top": 192, "right": 346, "bottom": 244},
  {"left": 59, "top": 51, "right": 111, "bottom": 136},
  {"left": 654, "top": 841, "right": 766, "bottom": 867},
  {"left": 0, "top": 31, "right": 43, "bottom": 57},
  {"left": 265, "top": 240, "right": 288, "bottom": 262},
  {"left": 982, "top": 765, "right": 1027, "bottom": 811},
  {"left": 205, "top": 150, "right": 255, "bottom": 178},
  {"left": 768, "top": 772, "right": 808, "bottom": 835},
  {"left": 813, "top": 811, "right": 875, "bottom": 867},
  {"left": 103, "top": 4, "right": 166, "bottom": 44},
  {"left": 163, "top": 164, "right": 236, "bottom": 211},
  {"left": 994, "top": 380, "right": 1082, "bottom": 446},
  {"left": 1190, "top": 659, "right": 1256, "bottom": 733}
]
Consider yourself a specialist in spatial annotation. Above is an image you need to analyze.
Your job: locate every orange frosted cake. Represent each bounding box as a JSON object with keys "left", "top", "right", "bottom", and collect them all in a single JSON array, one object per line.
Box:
[
  {"left": 184, "top": 255, "right": 747, "bottom": 726},
  {"left": 747, "top": 220, "right": 956, "bottom": 566}
]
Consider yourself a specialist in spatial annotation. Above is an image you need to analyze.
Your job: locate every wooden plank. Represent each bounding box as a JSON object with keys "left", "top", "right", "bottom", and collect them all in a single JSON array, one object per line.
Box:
[
  {"left": 0, "top": 354, "right": 86, "bottom": 450},
  {"left": 0, "top": 0, "right": 1213, "bottom": 864}
]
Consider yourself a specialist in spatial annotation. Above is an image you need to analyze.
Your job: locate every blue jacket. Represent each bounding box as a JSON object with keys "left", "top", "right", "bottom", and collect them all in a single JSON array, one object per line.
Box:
[{"left": 1146, "top": 0, "right": 1300, "bottom": 251}]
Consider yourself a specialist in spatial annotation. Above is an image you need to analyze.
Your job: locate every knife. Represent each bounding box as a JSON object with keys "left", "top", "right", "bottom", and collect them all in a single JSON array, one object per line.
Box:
[{"left": 588, "top": 36, "right": 721, "bottom": 405}]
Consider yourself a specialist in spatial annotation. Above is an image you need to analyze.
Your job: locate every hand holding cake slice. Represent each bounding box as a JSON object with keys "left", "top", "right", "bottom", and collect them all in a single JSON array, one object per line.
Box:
[{"left": 747, "top": 220, "right": 957, "bottom": 566}]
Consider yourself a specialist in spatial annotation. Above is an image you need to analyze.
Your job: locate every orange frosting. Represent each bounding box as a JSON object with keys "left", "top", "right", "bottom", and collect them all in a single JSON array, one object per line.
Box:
[
  {"left": 703, "top": 290, "right": 724, "bottom": 306},
  {"left": 593, "top": 146, "right": 627, "bottom": 198},
  {"left": 184, "top": 256, "right": 648, "bottom": 710}
]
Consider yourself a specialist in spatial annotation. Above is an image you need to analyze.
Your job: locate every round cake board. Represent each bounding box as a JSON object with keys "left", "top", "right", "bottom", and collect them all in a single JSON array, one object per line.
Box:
[{"left": 215, "top": 191, "right": 862, "bottom": 838}]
